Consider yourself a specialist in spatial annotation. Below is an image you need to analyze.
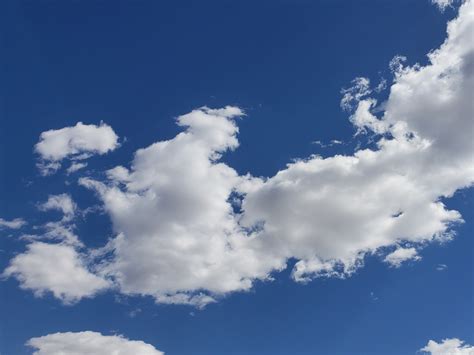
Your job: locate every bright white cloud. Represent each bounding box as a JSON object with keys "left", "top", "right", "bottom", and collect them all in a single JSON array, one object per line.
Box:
[
  {"left": 420, "top": 338, "right": 474, "bottom": 354},
  {"left": 73, "top": 0, "right": 474, "bottom": 306},
  {"left": 0, "top": 217, "right": 26, "bottom": 229},
  {"left": 8, "top": 1, "right": 472, "bottom": 307},
  {"left": 242, "top": 0, "right": 473, "bottom": 284},
  {"left": 432, "top": 0, "right": 456, "bottom": 11},
  {"left": 384, "top": 247, "right": 421, "bottom": 267},
  {"left": 27, "top": 331, "right": 164, "bottom": 355},
  {"left": 3, "top": 242, "right": 109, "bottom": 304},
  {"left": 79, "top": 106, "right": 278, "bottom": 305},
  {"left": 35, "top": 122, "right": 119, "bottom": 175}
]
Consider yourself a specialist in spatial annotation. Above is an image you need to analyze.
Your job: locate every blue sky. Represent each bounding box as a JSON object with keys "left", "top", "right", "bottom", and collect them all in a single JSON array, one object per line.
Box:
[{"left": 1, "top": 0, "right": 473, "bottom": 354}]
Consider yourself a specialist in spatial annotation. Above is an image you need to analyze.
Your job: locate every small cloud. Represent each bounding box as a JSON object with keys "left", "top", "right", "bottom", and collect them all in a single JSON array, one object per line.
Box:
[
  {"left": 35, "top": 122, "right": 119, "bottom": 176},
  {"left": 38, "top": 194, "right": 76, "bottom": 222},
  {"left": 0, "top": 218, "right": 27, "bottom": 230},
  {"left": 384, "top": 247, "right": 421, "bottom": 268},
  {"left": 431, "top": 0, "right": 455, "bottom": 12},
  {"left": 420, "top": 337, "right": 474, "bottom": 354},
  {"left": 435, "top": 264, "right": 448, "bottom": 271},
  {"left": 66, "top": 162, "right": 88, "bottom": 174},
  {"left": 128, "top": 308, "right": 142, "bottom": 318}
]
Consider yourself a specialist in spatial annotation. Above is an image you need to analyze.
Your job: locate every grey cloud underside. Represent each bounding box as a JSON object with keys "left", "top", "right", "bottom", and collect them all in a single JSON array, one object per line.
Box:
[{"left": 5, "top": 1, "right": 474, "bottom": 307}]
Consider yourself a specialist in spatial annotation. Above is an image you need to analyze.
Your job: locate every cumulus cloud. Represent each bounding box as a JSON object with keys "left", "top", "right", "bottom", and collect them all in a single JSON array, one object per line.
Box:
[
  {"left": 241, "top": 0, "right": 473, "bottom": 284},
  {"left": 79, "top": 106, "right": 277, "bottom": 305},
  {"left": 384, "top": 247, "right": 421, "bottom": 267},
  {"left": 72, "top": 0, "right": 474, "bottom": 306},
  {"left": 7, "top": 1, "right": 473, "bottom": 307},
  {"left": 0, "top": 217, "right": 26, "bottom": 229},
  {"left": 35, "top": 122, "right": 119, "bottom": 175},
  {"left": 27, "top": 331, "right": 164, "bottom": 355},
  {"left": 2, "top": 242, "right": 109, "bottom": 304},
  {"left": 420, "top": 338, "right": 474, "bottom": 354}
]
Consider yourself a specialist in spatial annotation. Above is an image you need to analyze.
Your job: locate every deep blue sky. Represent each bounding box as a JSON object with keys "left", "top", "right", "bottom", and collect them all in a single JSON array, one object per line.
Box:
[{"left": 1, "top": 1, "right": 472, "bottom": 354}]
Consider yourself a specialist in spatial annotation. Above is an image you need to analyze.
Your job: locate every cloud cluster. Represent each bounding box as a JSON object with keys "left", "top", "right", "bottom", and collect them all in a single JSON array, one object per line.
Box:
[
  {"left": 35, "top": 122, "right": 119, "bottom": 175},
  {"left": 27, "top": 331, "right": 164, "bottom": 355},
  {"left": 421, "top": 338, "right": 474, "bottom": 354},
  {"left": 2, "top": 242, "right": 109, "bottom": 304},
  {"left": 3, "top": 1, "right": 473, "bottom": 307}
]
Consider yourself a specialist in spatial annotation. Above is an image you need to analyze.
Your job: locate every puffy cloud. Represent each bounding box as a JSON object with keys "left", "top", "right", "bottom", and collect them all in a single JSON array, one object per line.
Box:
[
  {"left": 11, "top": 1, "right": 472, "bottom": 306},
  {"left": 383, "top": 247, "right": 421, "bottom": 268},
  {"left": 73, "top": 0, "right": 474, "bottom": 305},
  {"left": 35, "top": 122, "right": 119, "bottom": 175},
  {"left": 0, "top": 217, "right": 26, "bottom": 229},
  {"left": 79, "top": 106, "right": 278, "bottom": 306},
  {"left": 240, "top": 0, "right": 473, "bottom": 283},
  {"left": 420, "top": 338, "right": 474, "bottom": 354},
  {"left": 2, "top": 242, "right": 109, "bottom": 304},
  {"left": 27, "top": 331, "right": 164, "bottom": 355}
]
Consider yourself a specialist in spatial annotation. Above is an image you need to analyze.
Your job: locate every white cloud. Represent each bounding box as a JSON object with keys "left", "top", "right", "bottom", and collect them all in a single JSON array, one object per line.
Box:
[
  {"left": 432, "top": 0, "right": 456, "bottom": 12},
  {"left": 10, "top": 1, "right": 473, "bottom": 307},
  {"left": 21, "top": 222, "right": 83, "bottom": 247},
  {"left": 66, "top": 162, "right": 88, "bottom": 174},
  {"left": 0, "top": 217, "right": 26, "bottom": 229},
  {"left": 38, "top": 194, "right": 76, "bottom": 222},
  {"left": 384, "top": 247, "right": 421, "bottom": 267},
  {"left": 2, "top": 242, "right": 109, "bottom": 304},
  {"left": 35, "top": 122, "right": 119, "bottom": 175},
  {"left": 79, "top": 106, "right": 278, "bottom": 306},
  {"left": 27, "top": 331, "right": 164, "bottom": 355},
  {"left": 73, "top": 0, "right": 474, "bottom": 305},
  {"left": 241, "top": 0, "right": 473, "bottom": 284},
  {"left": 19, "top": 194, "right": 83, "bottom": 246},
  {"left": 420, "top": 338, "right": 474, "bottom": 354},
  {"left": 340, "top": 77, "right": 371, "bottom": 111}
]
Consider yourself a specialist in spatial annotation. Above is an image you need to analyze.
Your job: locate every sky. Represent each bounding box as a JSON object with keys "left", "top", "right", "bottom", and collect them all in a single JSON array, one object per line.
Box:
[{"left": 1, "top": 0, "right": 473, "bottom": 354}]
